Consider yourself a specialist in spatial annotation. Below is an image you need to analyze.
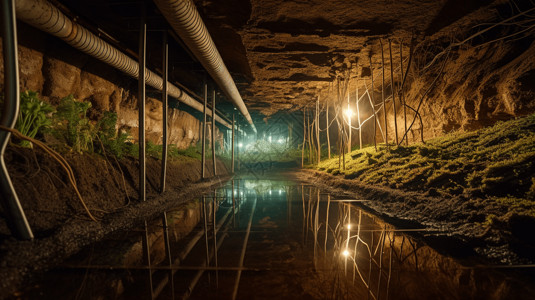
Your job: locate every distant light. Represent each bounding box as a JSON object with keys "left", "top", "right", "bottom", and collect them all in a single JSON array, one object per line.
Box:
[
  {"left": 238, "top": 143, "right": 243, "bottom": 148},
  {"left": 269, "top": 190, "right": 272, "bottom": 195},
  {"left": 344, "top": 108, "right": 354, "bottom": 118},
  {"left": 346, "top": 224, "right": 351, "bottom": 230},
  {"left": 342, "top": 249, "right": 350, "bottom": 257},
  {"left": 278, "top": 138, "right": 284, "bottom": 143},
  {"left": 278, "top": 189, "right": 282, "bottom": 195},
  {"left": 268, "top": 136, "right": 272, "bottom": 142}
]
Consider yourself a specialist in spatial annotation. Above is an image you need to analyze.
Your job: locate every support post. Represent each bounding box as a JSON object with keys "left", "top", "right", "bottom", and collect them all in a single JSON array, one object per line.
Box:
[
  {"left": 231, "top": 114, "right": 235, "bottom": 173},
  {"left": 301, "top": 108, "right": 306, "bottom": 168},
  {"left": 380, "top": 39, "right": 388, "bottom": 149},
  {"left": 388, "top": 39, "right": 399, "bottom": 145},
  {"left": 369, "top": 56, "right": 377, "bottom": 151},
  {"left": 326, "top": 104, "right": 331, "bottom": 159},
  {"left": 400, "top": 40, "right": 408, "bottom": 146},
  {"left": 212, "top": 89, "right": 217, "bottom": 176},
  {"left": 356, "top": 81, "right": 362, "bottom": 150},
  {"left": 347, "top": 92, "right": 351, "bottom": 154},
  {"left": 138, "top": 12, "right": 146, "bottom": 202},
  {"left": 316, "top": 97, "right": 320, "bottom": 164},
  {"left": 0, "top": 0, "right": 33, "bottom": 240},
  {"left": 160, "top": 31, "right": 168, "bottom": 193},
  {"left": 201, "top": 82, "right": 207, "bottom": 179}
]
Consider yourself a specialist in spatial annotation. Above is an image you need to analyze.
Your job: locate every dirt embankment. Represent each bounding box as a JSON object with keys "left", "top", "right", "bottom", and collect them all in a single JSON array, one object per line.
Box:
[
  {"left": 298, "top": 115, "right": 535, "bottom": 265},
  {"left": 0, "top": 146, "right": 229, "bottom": 298}
]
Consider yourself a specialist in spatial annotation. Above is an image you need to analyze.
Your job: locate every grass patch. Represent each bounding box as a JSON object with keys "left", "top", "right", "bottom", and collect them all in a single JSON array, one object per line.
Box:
[{"left": 316, "top": 114, "right": 535, "bottom": 213}]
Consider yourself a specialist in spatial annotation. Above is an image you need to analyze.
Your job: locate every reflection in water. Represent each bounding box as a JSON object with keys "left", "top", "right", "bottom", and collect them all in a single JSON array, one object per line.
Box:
[{"left": 18, "top": 179, "right": 535, "bottom": 299}]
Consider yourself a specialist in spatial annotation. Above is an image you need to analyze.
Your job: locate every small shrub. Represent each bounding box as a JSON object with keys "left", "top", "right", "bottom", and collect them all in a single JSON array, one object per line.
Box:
[
  {"left": 53, "top": 95, "right": 96, "bottom": 153},
  {"left": 15, "top": 91, "right": 55, "bottom": 147}
]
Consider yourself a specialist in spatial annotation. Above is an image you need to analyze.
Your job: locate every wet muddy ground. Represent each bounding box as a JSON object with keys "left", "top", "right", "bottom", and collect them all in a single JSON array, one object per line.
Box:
[{"left": 11, "top": 172, "right": 535, "bottom": 299}]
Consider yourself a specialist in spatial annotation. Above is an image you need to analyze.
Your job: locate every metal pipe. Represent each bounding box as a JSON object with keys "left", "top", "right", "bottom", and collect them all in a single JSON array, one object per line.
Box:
[
  {"left": 160, "top": 32, "right": 168, "bottom": 193},
  {"left": 153, "top": 0, "right": 256, "bottom": 132},
  {"left": 202, "top": 83, "right": 207, "bottom": 179},
  {"left": 14, "top": 0, "right": 231, "bottom": 128},
  {"left": 0, "top": 0, "right": 34, "bottom": 240},
  {"left": 138, "top": 13, "right": 146, "bottom": 203},
  {"left": 212, "top": 89, "right": 217, "bottom": 176}
]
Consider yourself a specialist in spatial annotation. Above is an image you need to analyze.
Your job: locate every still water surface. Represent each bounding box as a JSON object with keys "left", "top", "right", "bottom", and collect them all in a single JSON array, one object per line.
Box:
[{"left": 19, "top": 175, "right": 535, "bottom": 299}]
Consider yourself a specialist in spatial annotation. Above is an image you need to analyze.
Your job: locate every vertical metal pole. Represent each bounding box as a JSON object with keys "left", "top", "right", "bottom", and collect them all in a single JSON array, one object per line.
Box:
[
  {"left": 369, "top": 56, "right": 378, "bottom": 151},
  {"left": 232, "top": 180, "right": 236, "bottom": 227},
  {"left": 202, "top": 82, "right": 207, "bottom": 179},
  {"left": 231, "top": 114, "right": 235, "bottom": 173},
  {"left": 212, "top": 89, "right": 217, "bottom": 176},
  {"left": 138, "top": 10, "right": 146, "bottom": 202},
  {"left": 380, "top": 39, "right": 388, "bottom": 149},
  {"left": 236, "top": 124, "right": 240, "bottom": 171},
  {"left": 316, "top": 97, "right": 320, "bottom": 164},
  {"left": 326, "top": 105, "right": 330, "bottom": 159},
  {"left": 347, "top": 93, "right": 351, "bottom": 154},
  {"left": 388, "top": 39, "right": 399, "bottom": 145},
  {"left": 160, "top": 32, "right": 168, "bottom": 193},
  {"left": 0, "top": 0, "right": 33, "bottom": 240}
]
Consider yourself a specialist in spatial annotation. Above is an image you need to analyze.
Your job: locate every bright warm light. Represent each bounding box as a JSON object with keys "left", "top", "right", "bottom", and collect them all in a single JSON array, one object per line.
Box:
[
  {"left": 344, "top": 108, "right": 354, "bottom": 118},
  {"left": 346, "top": 224, "right": 351, "bottom": 230},
  {"left": 342, "top": 250, "right": 350, "bottom": 257}
]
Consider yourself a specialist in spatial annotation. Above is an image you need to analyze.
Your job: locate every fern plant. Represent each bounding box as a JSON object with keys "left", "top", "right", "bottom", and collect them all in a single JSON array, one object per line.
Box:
[
  {"left": 15, "top": 91, "right": 55, "bottom": 147},
  {"left": 53, "top": 95, "right": 96, "bottom": 153}
]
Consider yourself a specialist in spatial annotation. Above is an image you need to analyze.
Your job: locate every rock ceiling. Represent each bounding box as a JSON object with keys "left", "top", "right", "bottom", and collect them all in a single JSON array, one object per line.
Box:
[{"left": 196, "top": 0, "right": 494, "bottom": 116}]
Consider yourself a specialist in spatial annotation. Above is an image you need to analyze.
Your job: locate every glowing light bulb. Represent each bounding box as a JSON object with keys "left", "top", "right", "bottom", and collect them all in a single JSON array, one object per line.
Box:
[{"left": 342, "top": 250, "right": 350, "bottom": 257}]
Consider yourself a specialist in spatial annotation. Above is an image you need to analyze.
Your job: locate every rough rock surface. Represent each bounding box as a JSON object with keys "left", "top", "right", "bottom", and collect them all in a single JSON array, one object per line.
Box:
[
  {"left": 198, "top": 0, "right": 535, "bottom": 142},
  {"left": 0, "top": 24, "right": 228, "bottom": 149}
]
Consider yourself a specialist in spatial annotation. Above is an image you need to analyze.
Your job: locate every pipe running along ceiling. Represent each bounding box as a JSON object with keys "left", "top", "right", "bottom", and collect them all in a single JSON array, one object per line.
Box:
[
  {"left": 153, "top": 0, "right": 257, "bottom": 133},
  {"left": 14, "top": 0, "right": 232, "bottom": 129}
]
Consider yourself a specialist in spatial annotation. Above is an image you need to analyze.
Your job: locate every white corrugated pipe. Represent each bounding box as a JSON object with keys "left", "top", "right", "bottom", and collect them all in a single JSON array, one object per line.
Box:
[
  {"left": 153, "top": 0, "right": 256, "bottom": 133},
  {"left": 14, "top": 0, "right": 231, "bottom": 128}
]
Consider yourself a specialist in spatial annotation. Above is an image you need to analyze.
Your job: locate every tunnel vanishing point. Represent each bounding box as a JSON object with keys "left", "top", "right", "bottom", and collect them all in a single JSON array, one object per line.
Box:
[{"left": 1, "top": 0, "right": 535, "bottom": 299}]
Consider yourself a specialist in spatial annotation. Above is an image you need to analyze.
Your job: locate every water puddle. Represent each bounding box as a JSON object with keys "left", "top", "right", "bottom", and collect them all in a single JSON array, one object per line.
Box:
[{"left": 17, "top": 177, "right": 535, "bottom": 299}]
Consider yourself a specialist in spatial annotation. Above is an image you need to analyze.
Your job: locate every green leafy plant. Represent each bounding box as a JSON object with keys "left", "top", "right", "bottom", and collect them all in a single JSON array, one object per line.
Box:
[
  {"left": 15, "top": 91, "right": 55, "bottom": 147},
  {"left": 53, "top": 95, "right": 96, "bottom": 153},
  {"left": 95, "top": 111, "right": 130, "bottom": 158}
]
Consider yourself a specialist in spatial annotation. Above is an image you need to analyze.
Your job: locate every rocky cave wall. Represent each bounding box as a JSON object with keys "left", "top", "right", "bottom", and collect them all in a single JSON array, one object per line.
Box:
[{"left": 0, "top": 23, "right": 226, "bottom": 150}]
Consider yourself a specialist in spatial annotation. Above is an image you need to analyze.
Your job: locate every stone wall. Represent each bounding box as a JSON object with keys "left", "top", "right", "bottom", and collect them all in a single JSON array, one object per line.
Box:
[{"left": 0, "top": 23, "right": 225, "bottom": 150}]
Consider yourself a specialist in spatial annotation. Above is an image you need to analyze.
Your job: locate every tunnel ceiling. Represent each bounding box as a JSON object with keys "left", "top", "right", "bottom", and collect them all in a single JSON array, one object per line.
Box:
[
  {"left": 52, "top": 0, "right": 496, "bottom": 120},
  {"left": 195, "top": 0, "right": 494, "bottom": 117}
]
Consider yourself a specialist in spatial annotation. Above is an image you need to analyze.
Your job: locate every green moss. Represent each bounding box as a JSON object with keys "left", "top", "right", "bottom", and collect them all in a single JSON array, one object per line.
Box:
[{"left": 315, "top": 113, "right": 535, "bottom": 204}]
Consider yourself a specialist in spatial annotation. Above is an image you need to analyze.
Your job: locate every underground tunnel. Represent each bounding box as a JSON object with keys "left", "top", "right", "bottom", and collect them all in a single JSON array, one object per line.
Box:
[{"left": 1, "top": 0, "right": 535, "bottom": 299}]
